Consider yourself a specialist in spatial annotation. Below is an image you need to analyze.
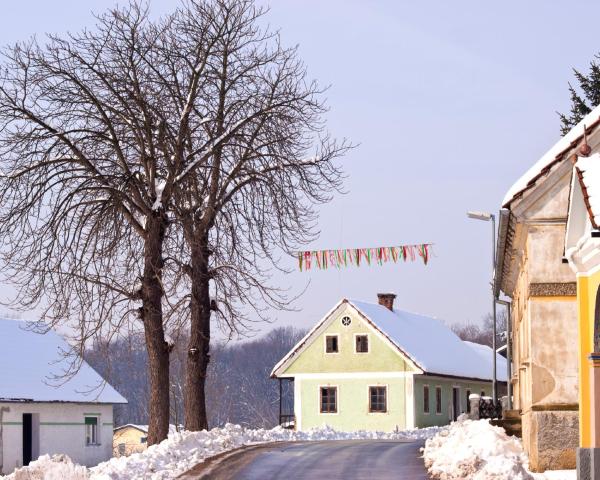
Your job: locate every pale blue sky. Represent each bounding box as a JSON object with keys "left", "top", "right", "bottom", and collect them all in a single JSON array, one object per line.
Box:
[{"left": 0, "top": 1, "right": 597, "bottom": 335}]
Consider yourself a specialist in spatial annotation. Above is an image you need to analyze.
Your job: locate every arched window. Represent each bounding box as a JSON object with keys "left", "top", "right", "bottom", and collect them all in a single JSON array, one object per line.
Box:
[{"left": 595, "top": 286, "right": 600, "bottom": 352}]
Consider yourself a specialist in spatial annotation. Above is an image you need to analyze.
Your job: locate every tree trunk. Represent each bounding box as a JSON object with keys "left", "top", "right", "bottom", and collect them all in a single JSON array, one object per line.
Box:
[
  {"left": 142, "top": 212, "right": 170, "bottom": 445},
  {"left": 184, "top": 233, "right": 211, "bottom": 431}
]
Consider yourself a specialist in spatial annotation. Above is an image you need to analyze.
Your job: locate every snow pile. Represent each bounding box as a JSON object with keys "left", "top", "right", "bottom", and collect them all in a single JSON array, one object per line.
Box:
[
  {"left": 91, "top": 423, "right": 442, "bottom": 479},
  {"left": 1, "top": 423, "right": 442, "bottom": 480},
  {"left": 3, "top": 454, "right": 88, "bottom": 480},
  {"left": 423, "top": 416, "right": 575, "bottom": 480}
]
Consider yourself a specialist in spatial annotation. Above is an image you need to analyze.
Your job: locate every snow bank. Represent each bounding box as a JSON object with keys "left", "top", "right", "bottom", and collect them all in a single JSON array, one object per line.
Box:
[
  {"left": 423, "top": 416, "right": 575, "bottom": 480},
  {"left": 2, "top": 454, "right": 88, "bottom": 480},
  {"left": 2, "top": 424, "right": 441, "bottom": 480}
]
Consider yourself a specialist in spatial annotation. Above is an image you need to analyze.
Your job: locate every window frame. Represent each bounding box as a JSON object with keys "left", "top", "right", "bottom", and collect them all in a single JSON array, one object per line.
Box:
[
  {"left": 85, "top": 416, "right": 100, "bottom": 446},
  {"left": 435, "top": 386, "right": 442, "bottom": 415},
  {"left": 354, "top": 333, "right": 369, "bottom": 354},
  {"left": 324, "top": 334, "right": 340, "bottom": 354},
  {"left": 368, "top": 385, "right": 388, "bottom": 413},
  {"left": 319, "top": 385, "right": 338, "bottom": 414},
  {"left": 423, "top": 385, "right": 430, "bottom": 414}
]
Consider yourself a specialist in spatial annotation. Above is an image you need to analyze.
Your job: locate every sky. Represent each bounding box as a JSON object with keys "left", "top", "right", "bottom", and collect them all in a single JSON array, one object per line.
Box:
[{"left": 0, "top": 1, "right": 597, "bottom": 338}]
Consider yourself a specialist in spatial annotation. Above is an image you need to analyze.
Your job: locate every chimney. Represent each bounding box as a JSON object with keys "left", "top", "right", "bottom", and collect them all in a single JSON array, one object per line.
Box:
[{"left": 377, "top": 293, "right": 397, "bottom": 311}]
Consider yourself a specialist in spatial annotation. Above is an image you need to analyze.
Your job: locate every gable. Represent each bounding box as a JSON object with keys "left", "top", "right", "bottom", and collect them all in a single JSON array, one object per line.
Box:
[
  {"left": 273, "top": 301, "right": 420, "bottom": 377},
  {"left": 511, "top": 160, "right": 572, "bottom": 221}
]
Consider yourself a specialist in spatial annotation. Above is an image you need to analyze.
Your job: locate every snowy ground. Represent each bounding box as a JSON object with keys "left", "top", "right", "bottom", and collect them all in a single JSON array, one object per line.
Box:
[
  {"left": 1, "top": 423, "right": 442, "bottom": 480},
  {"left": 423, "top": 415, "right": 576, "bottom": 480}
]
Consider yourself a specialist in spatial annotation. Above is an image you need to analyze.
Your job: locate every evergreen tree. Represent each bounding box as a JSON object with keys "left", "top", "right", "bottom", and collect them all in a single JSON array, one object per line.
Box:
[{"left": 559, "top": 55, "right": 600, "bottom": 135}]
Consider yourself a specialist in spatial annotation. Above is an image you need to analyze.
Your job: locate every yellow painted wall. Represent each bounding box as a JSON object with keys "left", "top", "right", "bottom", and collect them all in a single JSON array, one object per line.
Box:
[{"left": 577, "top": 270, "right": 600, "bottom": 448}]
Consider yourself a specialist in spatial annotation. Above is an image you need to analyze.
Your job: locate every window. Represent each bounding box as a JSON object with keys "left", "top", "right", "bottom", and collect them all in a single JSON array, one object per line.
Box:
[
  {"left": 466, "top": 390, "right": 471, "bottom": 413},
  {"left": 325, "top": 335, "right": 339, "bottom": 353},
  {"left": 481, "top": 390, "right": 486, "bottom": 397},
  {"left": 435, "top": 386, "right": 442, "bottom": 414},
  {"left": 85, "top": 417, "right": 99, "bottom": 446},
  {"left": 423, "top": 385, "right": 430, "bottom": 414},
  {"left": 320, "top": 387, "right": 337, "bottom": 413},
  {"left": 355, "top": 335, "right": 369, "bottom": 353},
  {"left": 369, "top": 386, "right": 387, "bottom": 412},
  {"left": 141, "top": 436, "right": 148, "bottom": 444}
]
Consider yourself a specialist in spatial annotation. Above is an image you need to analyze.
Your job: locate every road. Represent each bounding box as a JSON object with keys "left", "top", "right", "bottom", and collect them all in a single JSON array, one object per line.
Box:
[{"left": 181, "top": 440, "right": 430, "bottom": 480}]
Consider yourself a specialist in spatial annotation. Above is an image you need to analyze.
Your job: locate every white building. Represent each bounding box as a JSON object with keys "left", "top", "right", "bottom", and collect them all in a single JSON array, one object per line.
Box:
[{"left": 0, "top": 319, "right": 127, "bottom": 474}]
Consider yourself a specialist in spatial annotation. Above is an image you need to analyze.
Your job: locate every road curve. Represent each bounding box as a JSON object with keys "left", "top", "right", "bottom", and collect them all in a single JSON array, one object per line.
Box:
[{"left": 181, "top": 440, "right": 430, "bottom": 480}]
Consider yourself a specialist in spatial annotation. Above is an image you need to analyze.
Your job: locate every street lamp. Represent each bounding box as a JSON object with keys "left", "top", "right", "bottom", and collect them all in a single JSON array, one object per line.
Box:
[{"left": 467, "top": 210, "right": 498, "bottom": 405}]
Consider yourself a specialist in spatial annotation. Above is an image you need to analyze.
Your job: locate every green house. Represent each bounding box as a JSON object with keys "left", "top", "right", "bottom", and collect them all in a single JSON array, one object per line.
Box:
[{"left": 271, "top": 294, "right": 507, "bottom": 431}]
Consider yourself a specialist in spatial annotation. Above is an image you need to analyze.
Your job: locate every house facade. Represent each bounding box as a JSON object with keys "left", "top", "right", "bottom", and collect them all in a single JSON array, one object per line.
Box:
[
  {"left": 113, "top": 424, "right": 180, "bottom": 457},
  {"left": 562, "top": 112, "right": 600, "bottom": 476},
  {"left": 495, "top": 107, "right": 600, "bottom": 471},
  {"left": 0, "top": 319, "right": 127, "bottom": 474},
  {"left": 271, "top": 294, "right": 506, "bottom": 431}
]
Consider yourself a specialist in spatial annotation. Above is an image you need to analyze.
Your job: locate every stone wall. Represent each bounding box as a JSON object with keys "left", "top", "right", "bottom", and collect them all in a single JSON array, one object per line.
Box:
[{"left": 523, "top": 410, "right": 579, "bottom": 471}]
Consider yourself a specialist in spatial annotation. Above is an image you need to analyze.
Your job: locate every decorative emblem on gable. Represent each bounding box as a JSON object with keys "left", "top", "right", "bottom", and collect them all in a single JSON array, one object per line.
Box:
[{"left": 341, "top": 316, "right": 351, "bottom": 326}]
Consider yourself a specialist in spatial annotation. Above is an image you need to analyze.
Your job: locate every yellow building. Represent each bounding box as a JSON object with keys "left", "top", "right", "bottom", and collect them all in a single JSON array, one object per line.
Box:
[
  {"left": 563, "top": 112, "right": 600, "bottom": 477},
  {"left": 112, "top": 424, "right": 149, "bottom": 457}
]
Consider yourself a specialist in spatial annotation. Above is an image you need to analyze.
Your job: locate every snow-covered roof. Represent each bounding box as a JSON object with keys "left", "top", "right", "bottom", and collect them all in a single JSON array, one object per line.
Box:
[
  {"left": 349, "top": 300, "right": 507, "bottom": 381},
  {"left": 502, "top": 103, "right": 600, "bottom": 207},
  {"left": 273, "top": 299, "right": 507, "bottom": 382},
  {"left": 0, "top": 319, "right": 127, "bottom": 403}
]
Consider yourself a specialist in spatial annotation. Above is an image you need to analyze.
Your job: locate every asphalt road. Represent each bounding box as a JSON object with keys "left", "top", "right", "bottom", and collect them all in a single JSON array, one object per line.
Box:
[{"left": 182, "top": 440, "right": 430, "bottom": 480}]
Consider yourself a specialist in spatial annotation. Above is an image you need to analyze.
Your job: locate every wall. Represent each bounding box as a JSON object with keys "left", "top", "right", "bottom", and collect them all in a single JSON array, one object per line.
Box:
[
  {"left": 0, "top": 402, "right": 113, "bottom": 474},
  {"left": 296, "top": 374, "right": 409, "bottom": 431},
  {"left": 576, "top": 268, "right": 600, "bottom": 448},
  {"left": 413, "top": 376, "right": 492, "bottom": 427}
]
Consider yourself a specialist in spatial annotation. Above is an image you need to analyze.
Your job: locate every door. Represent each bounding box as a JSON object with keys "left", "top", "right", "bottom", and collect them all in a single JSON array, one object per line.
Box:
[
  {"left": 452, "top": 387, "right": 460, "bottom": 421},
  {"left": 22, "top": 413, "right": 32, "bottom": 466}
]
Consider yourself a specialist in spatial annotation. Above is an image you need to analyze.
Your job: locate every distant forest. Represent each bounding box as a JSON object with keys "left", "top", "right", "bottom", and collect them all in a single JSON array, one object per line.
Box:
[{"left": 86, "top": 326, "right": 306, "bottom": 429}]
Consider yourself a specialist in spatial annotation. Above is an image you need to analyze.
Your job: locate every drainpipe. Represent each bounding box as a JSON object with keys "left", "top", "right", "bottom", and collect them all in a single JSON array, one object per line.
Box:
[{"left": 496, "top": 299, "right": 512, "bottom": 410}]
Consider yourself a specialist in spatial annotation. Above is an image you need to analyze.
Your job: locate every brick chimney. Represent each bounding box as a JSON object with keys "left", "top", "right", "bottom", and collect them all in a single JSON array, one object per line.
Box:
[{"left": 377, "top": 293, "right": 397, "bottom": 311}]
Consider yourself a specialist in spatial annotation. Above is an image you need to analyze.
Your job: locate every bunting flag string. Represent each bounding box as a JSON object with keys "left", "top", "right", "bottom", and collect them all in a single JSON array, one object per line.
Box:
[{"left": 297, "top": 243, "right": 433, "bottom": 271}]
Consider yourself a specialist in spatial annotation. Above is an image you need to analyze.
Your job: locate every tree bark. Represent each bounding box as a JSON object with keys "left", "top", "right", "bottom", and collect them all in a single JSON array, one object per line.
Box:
[
  {"left": 184, "top": 232, "right": 211, "bottom": 431},
  {"left": 142, "top": 212, "right": 170, "bottom": 445}
]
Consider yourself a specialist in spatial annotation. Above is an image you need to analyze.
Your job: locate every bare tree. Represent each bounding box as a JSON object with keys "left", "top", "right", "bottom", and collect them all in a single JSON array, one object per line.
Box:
[
  {"left": 451, "top": 312, "right": 508, "bottom": 348},
  {"left": 0, "top": 3, "right": 183, "bottom": 443},
  {"left": 0, "top": 0, "right": 348, "bottom": 441},
  {"left": 167, "top": 0, "right": 349, "bottom": 431}
]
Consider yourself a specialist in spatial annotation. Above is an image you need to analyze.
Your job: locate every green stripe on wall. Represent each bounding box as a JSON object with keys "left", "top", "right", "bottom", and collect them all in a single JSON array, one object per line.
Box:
[{"left": 2, "top": 421, "right": 113, "bottom": 426}]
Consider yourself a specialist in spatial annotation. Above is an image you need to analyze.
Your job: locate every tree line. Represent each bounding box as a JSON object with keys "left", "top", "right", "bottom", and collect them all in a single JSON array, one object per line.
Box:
[{"left": 86, "top": 326, "right": 306, "bottom": 429}]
